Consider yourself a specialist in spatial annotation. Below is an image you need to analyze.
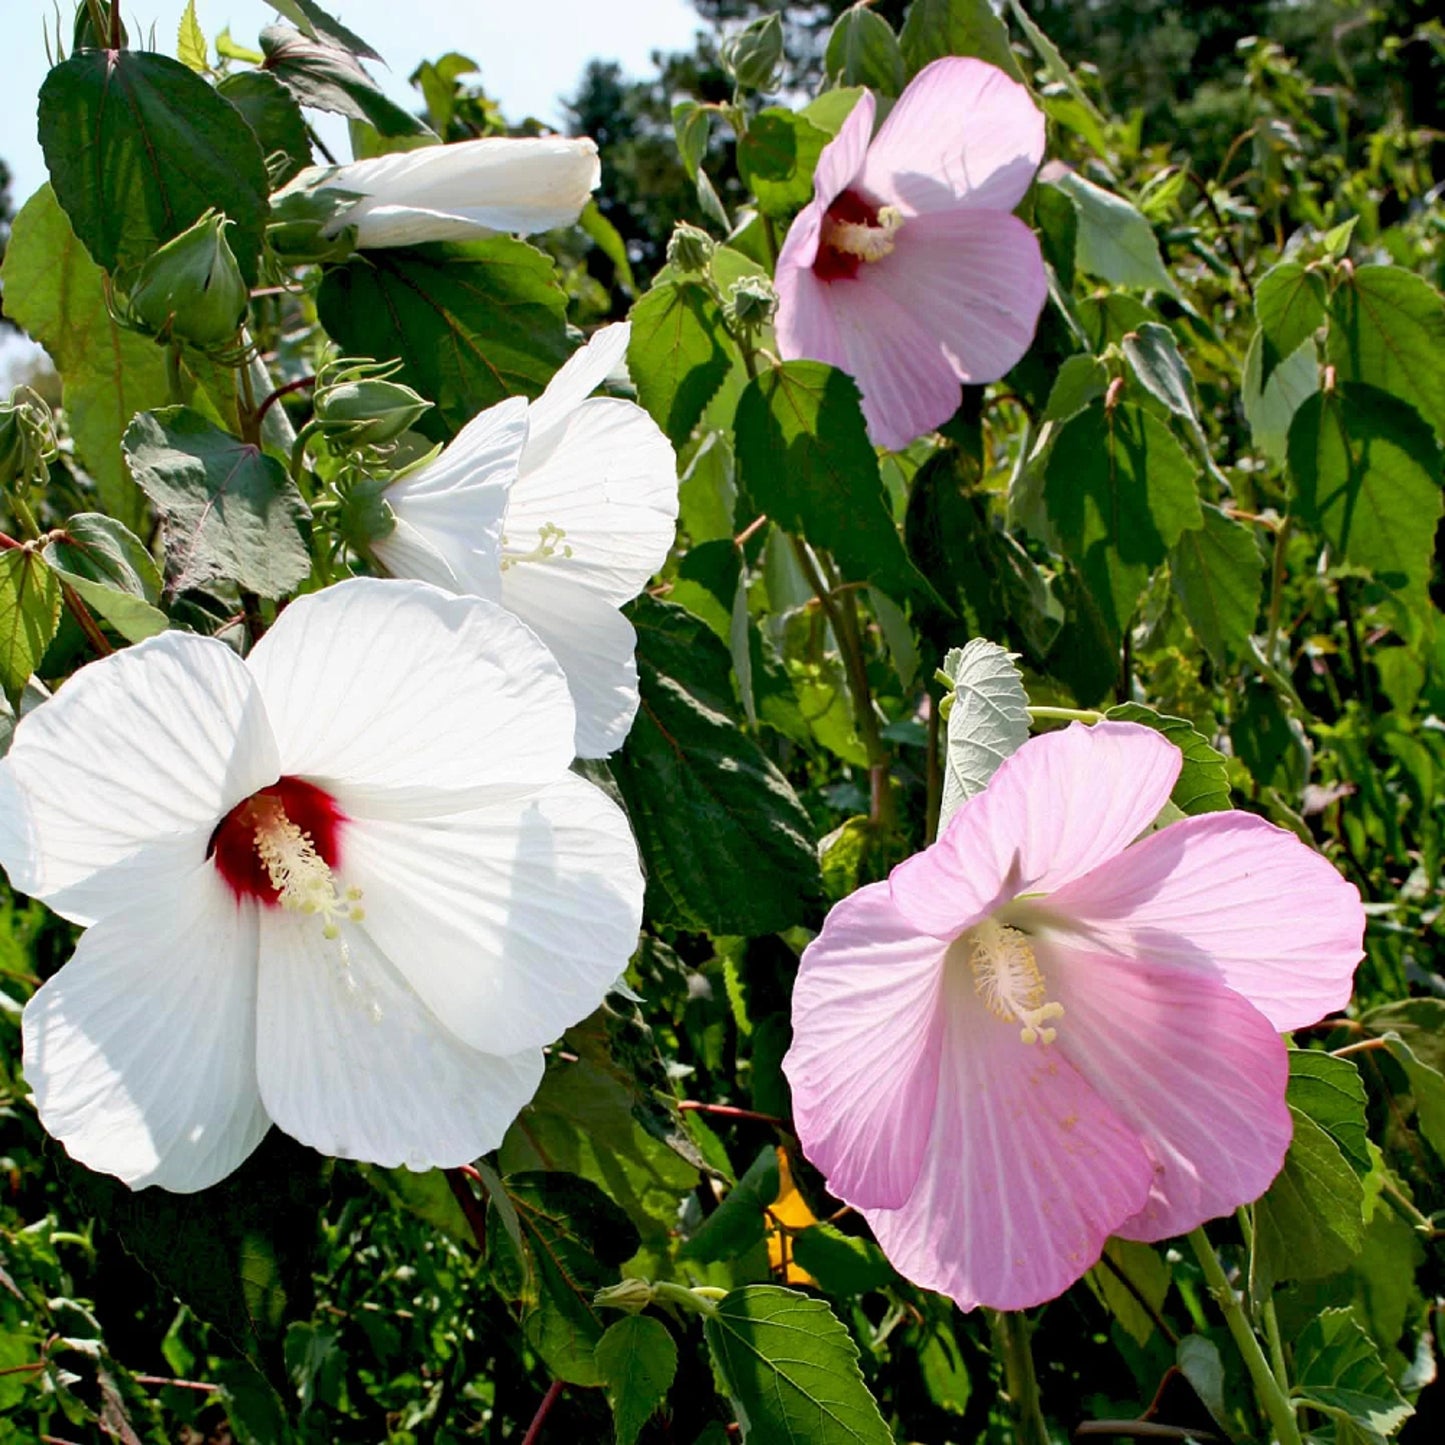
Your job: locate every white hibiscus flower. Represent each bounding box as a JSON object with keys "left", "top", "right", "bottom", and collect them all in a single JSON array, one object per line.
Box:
[
  {"left": 0, "top": 578, "right": 644, "bottom": 1192},
  {"left": 371, "top": 323, "right": 678, "bottom": 759}
]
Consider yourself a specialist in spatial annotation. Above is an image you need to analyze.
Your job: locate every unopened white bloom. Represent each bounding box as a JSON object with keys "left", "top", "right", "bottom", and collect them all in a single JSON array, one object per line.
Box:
[
  {"left": 373, "top": 323, "right": 679, "bottom": 759},
  {"left": 281, "top": 135, "right": 601, "bottom": 249},
  {"left": 0, "top": 579, "right": 644, "bottom": 1191}
]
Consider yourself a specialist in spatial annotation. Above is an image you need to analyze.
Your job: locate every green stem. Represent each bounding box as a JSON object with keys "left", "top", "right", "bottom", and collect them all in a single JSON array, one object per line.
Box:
[
  {"left": 1027, "top": 705, "right": 1105, "bottom": 725},
  {"left": 650, "top": 1281, "right": 721, "bottom": 1317},
  {"left": 1188, "top": 1227, "right": 1302, "bottom": 1445},
  {"left": 9, "top": 494, "right": 43, "bottom": 541},
  {"left": 1264, "top": 515, "right": 1291, "bottom": 669},
  {"left": 1237, "top": 1207, "right": 1291, "bottom": 1394},
  {"left": 987, "top": 1310, "right": 1049, "bottom": 1445}
]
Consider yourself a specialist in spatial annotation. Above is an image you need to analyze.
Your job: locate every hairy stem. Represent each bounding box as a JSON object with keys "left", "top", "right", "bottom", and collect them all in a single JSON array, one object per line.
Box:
[{"left": 988, "top": 1310, "right": 1050, "bottom": 1445}]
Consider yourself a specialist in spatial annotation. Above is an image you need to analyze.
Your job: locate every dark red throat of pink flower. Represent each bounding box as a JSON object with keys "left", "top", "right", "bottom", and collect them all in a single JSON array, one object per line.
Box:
[
  {"left": 813, "top": 189, "right": 885, "bottom": 283},
  {"left": 209, "top": 777, "right": 346, "bottom": 905}
]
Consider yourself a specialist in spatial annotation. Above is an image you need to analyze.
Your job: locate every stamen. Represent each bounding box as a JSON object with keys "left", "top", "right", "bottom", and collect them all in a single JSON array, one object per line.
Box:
[
  {"left": 963, "top": 918, "right": 1065, "bottom": 1045},
  {"left": 500, "top": 521, "right": 572, "bottom": 571},
  {"left": 820, "top": 204, "right": 903, "bottom": 263}
]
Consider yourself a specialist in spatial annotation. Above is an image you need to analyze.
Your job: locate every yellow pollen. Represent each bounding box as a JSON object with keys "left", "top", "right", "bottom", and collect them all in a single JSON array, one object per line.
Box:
[
  {"left": 251, "top": 800, "right": 376, "bottom": 1019},
  {"left": 500, "top": 522, "right": 572, "bottom": 570},
  {"left": 964, "top": 918, "right": 1065, "bottom": 1046},
  {"left": 821, "top": 204, "right": 904, "bottom": 263}
]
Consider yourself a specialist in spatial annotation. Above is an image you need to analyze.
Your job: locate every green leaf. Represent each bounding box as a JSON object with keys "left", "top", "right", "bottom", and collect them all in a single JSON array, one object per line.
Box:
[
  {"left": 1175, "top": 1335, "right": 1229, "bottom": 1435},
  {"left": 1255, "top": 261, "right": 1327, "bottom": 387},
  {"left": 1169, "top": 503, "right": 1265, "bottom": 666},
  {"left": 498, "top": 1047, "right": 699, "bottom": 1249},
  {"left": 0, "top": 547, "right": 63, "bottom": 702},
  {"left": 824, "top": 4, "right": 906, "bottom": 93},
  {"left": 682, "top": 1146, "right": 779, "bottom": 1264},
  {"left": 269, "top": 0, "right": 381, "bottom": 59},
  {"left": 1043, "top": 402, "right": 1204, "bottom": 642},
  {"left": 362, "top": 1165, "right": 472, "bottom": 1248},
  {"left": 737, "top": 109, "right": 831, "bottom": 219},
  {"left": 791, "top": 1225, "right": 895, "bottom": 1298},
  {"left": 1372, "top": 1031, "right": 1445, "bottom": 1159},
  {"left": 1104, "top": 703, "right": 1230, "bottom": 815},
  {"left": 1048, "top": 174, "right": 1177, "bottom": 295},
  {"left": 1242, "top": 328, "right": 1319, "bottom": 467},
  {"left": 937, "top": 639, "right": 1029, "bottom": 828},
  {"left": 66, "top": 1132, "right": 326, "bottom": 1384},
  {"left": 1042, "top": 354, "right": 1108, "bottom": 424},
  {"left": 1089, "top": 1239, "right": 1171, "bottom": 1348},
  {"left": 317, "top": 239, "right": 572, "bottom": 437},
  {"left": 1359, "top": 998, "right": 1445, "bottom": 1074},
  {"left": 260, "top": 25, "right": 431, "bottom": 137},
  {"left": 1, "top": 186, "right": 171, "bottom": 528},
  {"left": 487, "top": 1171, "right": 640, "bottom": 1386},
  {"left": 1287, "top": 381, "right": 1443, "bottom": 599},
  {"left": 38, "top": 48, "right": 269, "bottom": 284},
  {"left": 1327, "top": 264, "right": 1445, "bottom": 441},
  {"left": 703, "top": 1286, "right": 892, "bottom": 1445},
  {"left": 735, "top": 361, "right": 934, "bottom": 605},
  {"left": 612, "top": 598, "right": 822, "bottom": 935},
  {"left": 177, "top": 0, "right": 207, "bottom": 71},
  {"left": 1121, "top": 322, "right": 1204, "bottom": 428},
  {"left": 217, "top": 71, "right": 312, "bottom": 187},
  {"left": 580, "top": 199, "right": 637, "bottom": 294},
  {"left": 596, "top": 1316, "right": 678, "bottom": 1445},
  {"left": 1255, "top": 1107, "right": 1365, "bottom": 1289},
  {"left": 917, "top": 1324, "right": 971, "bottom": 1416},
  {"left": 41, "top": 515, "right": 168, "bottom": 643},
  {"left": 628, "top": 280, "right": 734, "bottom": 451},
  {"left": 898, "top": 0, "right": 1024, "bottom": 82},
  {"left": 1287, "top": 1050, "right": 1371, "bottom": 1177},
  {"left": 672, "top": 102, "right": 711, "bottom": 181},
  {"left": 122, "top": 407, "right": 312, "bottom": 598},
  {"left": 1293, "top": 1308, "right": 1412, "bottom": 1442}
]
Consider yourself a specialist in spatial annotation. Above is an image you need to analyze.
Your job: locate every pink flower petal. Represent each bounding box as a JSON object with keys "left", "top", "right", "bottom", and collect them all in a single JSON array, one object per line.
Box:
[
  {"left": 891, "top": 722, "right": 1181, "bottom": 939},
  {"left": 861, "top": 983, "right": 1153, "bottom": 1311},
  {"left": 1043, "top": 943, "right": 1292, "bottom": 1240},
  {"left": 867, "top": 209, "right": 1048, "bottom": 384},
  {"left": 774, "top": 256, "right": 844, "bottom": 372},
  {"left": 1046, "top": 811, "right": 1364, "bottom": 1031},
  {"left": 775, "top": 91, "right": 874, "bottom": 275},
  {"left": 860, "top": 57, "right": 1045, "bottom": 216},
  {"left": 832, "top": 276, "right": 972, "bottom": 450},
  {"left": 783, "top": 882, "right": 946, "bottom": 1209}
]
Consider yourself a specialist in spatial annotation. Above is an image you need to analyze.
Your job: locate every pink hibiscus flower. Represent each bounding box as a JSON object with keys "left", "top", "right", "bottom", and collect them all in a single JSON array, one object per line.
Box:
[
  {"left": 774, "top": 57, "right": 1049, "bottom": 451},
  {"left": 783, "top": 722, "right": 1365, "bottom": 1311}
]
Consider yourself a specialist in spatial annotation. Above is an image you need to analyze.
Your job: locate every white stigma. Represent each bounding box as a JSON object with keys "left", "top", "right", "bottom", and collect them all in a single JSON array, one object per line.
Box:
[
  {"left": 252, "top": 801, "right": 379, "bottom": 1022},
  {"left": 500, "top": 521, "right": 572, "bottom": 571},
  {"left": 821, "top": 204, "right": 904, "bottom": 263},
  {"left": 961, "top": 917, "right": 1065, "bottom": 1046}
]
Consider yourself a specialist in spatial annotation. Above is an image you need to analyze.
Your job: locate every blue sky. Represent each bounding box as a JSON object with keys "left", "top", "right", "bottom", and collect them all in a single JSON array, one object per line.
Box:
[{"left": 1, "top": 0, "right": 704, "bottom": 210}]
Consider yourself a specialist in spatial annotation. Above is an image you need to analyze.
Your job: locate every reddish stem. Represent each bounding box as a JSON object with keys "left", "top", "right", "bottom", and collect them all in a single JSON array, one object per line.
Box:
[
  {"left": 677, "top": 1101, "right": 786, "bottom": 1127},
  {"left": 133, "top": 1374, "right": 218, "bottom": 1393},
  {"left": 445, "top": 1167, "right": 489, "bottom": 1252},
  {"left": 61, "top": 584, "right": 114, "bottom": 657},
  {"left": 255, "top": 375, "right": 316, "bottom": 430},
  {"left": 520, "top": 1379, "right": 565, "bottom": 1445}
]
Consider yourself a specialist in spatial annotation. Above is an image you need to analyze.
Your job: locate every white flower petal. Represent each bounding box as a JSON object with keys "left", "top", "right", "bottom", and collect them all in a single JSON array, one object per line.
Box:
[
  {"left": 499, "top": 568, "right": 640, "bottom": 758},
  {"left": 526, "top": 322, "right": 633, "bottom": 451},
  {"left": 22, "top": 866, "right": 269, "bottom": 1191},
  {"left": 308, "top": 136, "right": 600, "bottom": 247},
  {"left": 245, "top": 578, "right": 574, "bottom": 815},
  {"left": 255, "top": 910, "right": 544, "bottom": 1170},
  {"left": 507, "top": 397, "right": 678, "bottom": 607},
  {"left": 374, "top": 396, "right": 528, "bottom": 601},
  {"left": 0, "top": 632, "right": 278, "bottom": 925},
  {"left": 338, "top": 773, "right": 644, "bottom": 1056}
]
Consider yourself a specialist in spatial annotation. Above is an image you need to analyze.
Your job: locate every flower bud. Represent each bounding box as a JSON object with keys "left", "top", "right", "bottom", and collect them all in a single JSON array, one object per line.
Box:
[
  {"left": 312, "top": 359, "right": 433, "bottom": 448},
  {"left": 722, "top": 13, "right": 784, "bottom": 92},
  {"left": 126, "top": 211, "right": 249, "bottom": 349},
  {"left": 593, "top": 1278, "right": 655, "bottom": 1314},
  {"left": 335, "top": 476, "right": 399, "bottom": 556},
  {"left": 0, "top": 387, "right": 58, "bottom": 489},
  {"left": 666, "top": 222, "right": 716, "bottom": 275},
  {"left": 726, "top": 274, "right": 779, "bottom": 329}
]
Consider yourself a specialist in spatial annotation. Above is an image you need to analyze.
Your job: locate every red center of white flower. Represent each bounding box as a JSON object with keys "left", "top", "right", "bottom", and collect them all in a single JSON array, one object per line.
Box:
[
  {"left": 209, "top": 778, "right": 358, "bottom": 929},
  {"left": 814, "top": 189, "right": 904, "bottom": 282}
]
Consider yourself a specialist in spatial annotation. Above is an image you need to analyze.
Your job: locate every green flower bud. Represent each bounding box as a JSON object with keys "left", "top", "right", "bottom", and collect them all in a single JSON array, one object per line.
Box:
[
  {"left": 313, "top": 359, "right": 433, "bottom": 448},
  {"left": 726, "top": 274, "right": 779, "bottom": 329},
  {"left": 127, "top": 211, "right": 249, "bottom": 349},
  {"left": 0, "top": 387, "right": 58, "bottom": 490},
  {"left": 722, "top": 13, "right": 784, "bottom": 92},
  {"left": 593, "top": 1278, "right": 655, "bottom": 1314},
  {"left": 336, "top": 475, "right": 399, "bottom": 556},
  {"left": 666, "top": 222, "right": 716, "bottom": 275}
]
